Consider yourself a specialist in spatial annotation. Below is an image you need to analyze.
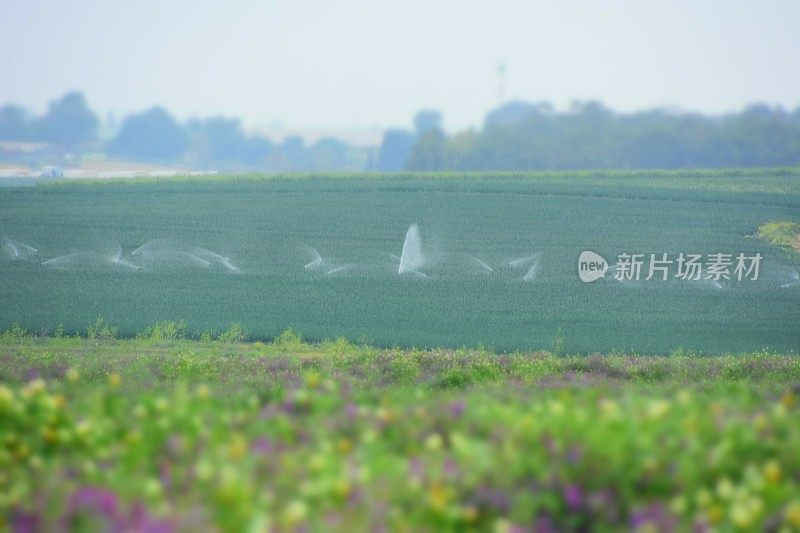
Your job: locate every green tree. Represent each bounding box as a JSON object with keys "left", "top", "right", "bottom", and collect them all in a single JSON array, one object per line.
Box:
[
  {"left": 0, "top": 105, "right": 31, "bottom": 141},
  {"left": 109, "top": 107, "right": 187, "bottom": 160},
  {"left": 406, "top": 129, "right": 447, "bottom": 170},
  {"left": 33, "top": 92, "right": 98, "bottom": 148},
  {"left": 376, "top": 129, "right": 413, "bottom": 171}
]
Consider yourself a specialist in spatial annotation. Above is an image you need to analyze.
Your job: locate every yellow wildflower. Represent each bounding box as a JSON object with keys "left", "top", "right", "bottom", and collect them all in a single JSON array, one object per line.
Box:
[
  {"left": 28, "top": 455, "right": 43, "bottom": 471},
  {"left": 195, "top": 384, "right": 211, "bottom": 399},
  {"left": 695, "top": 489, "right": 712, "bottom": 508},
  {"left": 670, "top": 496, "right": 687, "bottom": 515},
  {"left": 41, "top": 426, "right": 58, "bottom": 444},
  {"left": 154, "top": 397, "right": 168, "bottom": 412},
  {"left": 764, "top": 460, "right": 782, "bottom": 484},
  {"left": 125, "top": 430, "right": 141, "bottom": 445},
  {"left": 463, "top": 505, "right": 479, "bottom": 523},
  {"left": 23, "top": 379, "right": 46, "bottom": 397},
  {"left": 599, "top": 398, "right": 620, "bottom": 419},
  {"left": 144, "top": 478, "right": 162, "bottom": 498},
  {"left": 195, "top": 460, "right": 213, "bottom": 481},
  {"left": 428, "top": 482, "right": 448, "bottom": 511},
  {"left": 784, "top": 500, "right": 800, "bottom": 527},
  {"left": 309, "top": 454, "right": 325, "bottom": 472},
  {"left": 305, "top": 371, "right": 321, "bottom": 388},
  {"left": 493, "top": 519, "right": 511, "bottom": 533},
  {"left": 634, "top": 523, "right": 659, "bottom": 533},
  {"left": 15, "top": 443, "right": 30, "bottom": 461},
  {"left": 284, "top": 499, "right": 307, "bottom": 524},
  {"left": 53, "top": 394, "right": 66, "bottom": 409},
  {"left": 227, "top": 434, "right": 248, "bottom": 461},
  {"left": 647, "top": 399, "right": 671, "bottom": 420},
  {"left": 676, "top": 390, "right": 692, "bottom": 405},
  {"left": 337, "top": 437, "right": 353, "bottom": 455},
  {"left": 752, "top": 411, "right": 768, "bottom": 430},
  {"left": 716, "top": 477, "right": 734, "bottom": 500},
  {"left": 0, "top": 386, "right": 13, "bottom": 410},
  {"left": 549, "top": 400, "right": 564, "bottom": 416},
  {"left": 707, "top": 504, "right": 724, "bottom": 524},
  {"left": 376, "top": 407, "right": 394, "bottom": 423},
  {"left": 731, "top": 505, "right": 753, "bottom": 528},
  {"left": 424, "top": 433, "right": 443, "bottom": 451},
  {"left": 334, "top": 478, "right": 351, "bottom": 498},
  {"left": 75, "top": 420, "right": 92, "bottom": 439},
  {"left": 780, "top": 391, "right": 795, "bottom": 409}
]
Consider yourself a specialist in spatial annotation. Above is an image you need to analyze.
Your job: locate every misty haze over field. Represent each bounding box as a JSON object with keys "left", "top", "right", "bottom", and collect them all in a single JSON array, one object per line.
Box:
[
  {"left": 1, "top": 1, "right": 799, "bottom": 175},
  {"left": 2, "top": 0, "right": 798, "bottom": 132}
]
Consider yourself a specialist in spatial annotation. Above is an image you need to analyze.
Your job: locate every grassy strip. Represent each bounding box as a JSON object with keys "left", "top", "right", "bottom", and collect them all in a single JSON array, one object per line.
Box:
[
  {"left": 34, "top": 167, "right": 800, "bottom": 188},
  {"left": 758, "top": 221, "right": 800, "bottom": 253}
]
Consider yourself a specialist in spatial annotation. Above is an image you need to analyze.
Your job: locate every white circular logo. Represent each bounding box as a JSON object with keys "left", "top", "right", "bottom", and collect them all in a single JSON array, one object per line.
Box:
[{"left": 578, "top": 251, "right": 608, "bottom": 283}]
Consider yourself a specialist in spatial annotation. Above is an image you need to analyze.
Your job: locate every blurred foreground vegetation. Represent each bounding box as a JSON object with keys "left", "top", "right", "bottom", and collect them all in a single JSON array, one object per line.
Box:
[{"left": 1, "top": 328, "right": 800, "bottom": 531}]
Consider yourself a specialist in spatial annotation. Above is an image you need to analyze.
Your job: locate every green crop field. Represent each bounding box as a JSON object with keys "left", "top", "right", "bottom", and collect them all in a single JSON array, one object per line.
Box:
[{"left": 1, "top": 169, "right": 799, "bottom": 353}]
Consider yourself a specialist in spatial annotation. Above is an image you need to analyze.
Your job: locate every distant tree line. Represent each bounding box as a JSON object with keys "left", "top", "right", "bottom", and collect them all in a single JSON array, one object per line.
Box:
[
  {"left": 3, "top": 92, "right": 800, "bottom": 171},
  {"left": 402, "top": 100, "right": 800, "bottom": 170},
  {"left": 0, "top": 92, "right": 360, "bottom": 171},
  {"left": 375, "top": 110, "right": 443, "bottom": 171},
  {"left": 0, "top": 92, "right": 98, "bottom": 149}
]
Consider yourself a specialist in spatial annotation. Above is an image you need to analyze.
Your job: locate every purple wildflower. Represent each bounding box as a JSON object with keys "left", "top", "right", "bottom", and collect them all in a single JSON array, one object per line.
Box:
[
  {"left": 442, "top": 457, "right": 459, "bottom": 477},
  {"left": 251, "top": 436, "right": 275, "bottom": 454},
  {"left": 70, "top": 487, "right": 119, "bottom": 517},
  {"left": 448, "top": 400, "right": 466, "bottom": 418},
  {"left": 630, "top": 503, "right": 678, "bottom": 532},
  {"left": 10, "top": 508, "right": 40, "bottom": 533},
  {"left": 563, "top": 484, "right": 583, "bottom": 511},
  {"left": 566, "top": 445, "right": 583, "bottom": 465}
]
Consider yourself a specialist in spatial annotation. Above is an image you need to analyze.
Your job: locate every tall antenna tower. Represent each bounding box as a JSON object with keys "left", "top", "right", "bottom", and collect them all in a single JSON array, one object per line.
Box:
[{"left": 497, "top": 62, "right": 507, "bottom": 104}]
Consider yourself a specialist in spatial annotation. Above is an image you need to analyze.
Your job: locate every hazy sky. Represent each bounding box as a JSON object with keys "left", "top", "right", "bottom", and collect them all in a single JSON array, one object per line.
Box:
[{"left": 2, "top": 0, "right": 798, "bottom": 132}]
